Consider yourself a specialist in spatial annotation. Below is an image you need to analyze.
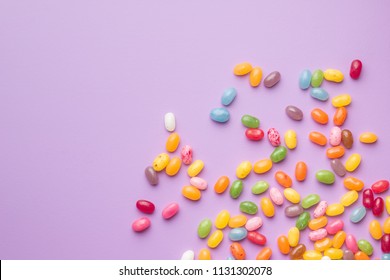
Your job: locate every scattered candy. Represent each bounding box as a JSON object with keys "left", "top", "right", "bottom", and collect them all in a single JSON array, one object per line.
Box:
[
  {"left": 359, "top": 132, "right": 378, "bottom": 144},
  {"left": 164, "top": 112, "right": 176, "bottom": 132},
  {"left": 162, "top": 202, "right": 179, "bottom": 219},
  {"left": 264, "top": 71, "right": 281, "bottom": 88},
  {"left": 233, "top": 62, "right": 252, "bottom": 76},
  {"left": 245, "top": 128, "right": 264, "bottom": 141},
  {"left": 180, "top": 145, "right": 193, "bottom": 165},
  {"left": 250, "top": 67, "right": 263, "bottom": 87},
  {"left": 132, "top": 217, "right": 151, "bottom": 232},
  {"left": 187, "top": 159, "right": 204, "bottom": 177},
  {"left": 311, "top": 69, "right": 324, "bottom": 88},
  {"left": 310, "top": 88, "right": 329, "bottom": 101},
  {"left": 267, "top": 128, "right": 281, "bottom": 147},
  {"left": 136, "top": 200, "right": 155, "bottom": 214},
  {"left": 311, "top": 108, "right": 328, "bottom": 124},
  {"left": 166, "top": 132, "right": 180, "bottom": 152},
  {"left": 221, "top": 87, "right": 237, "bottom": 106},
  {"left": 198, "top": 218, "right": 212, "bottom": 238},
  {"left": 333, "top": 107, "right": 348, "bottom": 126},
  {"left": 324, "top": 69, "right": 344, "bottom": 83},
  {"left": 350, "top": 59, "right": 363, "bottom": 79},
  {"left": 165, "top": 157, "right": 182, "bottom": 176},
  {"left": 341, "top": 129, "right": 353, "bottom": 149},
  {"left": 210, "top": 107, "right": 230, "bottom": 123},
  {"left": 285, "top": 105, "right": 303, "bottom": 121},
  {"left": 144, "top": 166, "right": 159, "bottom": 185},
  {"left": 152, "top": 153, "right": 170, "bottom": 171},
  {"left": 241, "top": 114, "right": 260, "bottom": 128},
  {"left": 331, "top": 94, "right": 352, "bottom": 108},
  {"left": 215, "top": 210, "right": 230, "bottom": 229},
  {"left": 299, "top": 69, "right": 312, "bottom": 90}
]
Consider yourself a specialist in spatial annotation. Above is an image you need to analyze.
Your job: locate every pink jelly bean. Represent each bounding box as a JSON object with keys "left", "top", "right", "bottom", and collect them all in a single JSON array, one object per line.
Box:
[
  {"left": 180, "top": 145, "right": 193, "bottom": 165},
  {"left": 329, "top": 127, "right": 342, "bottom": 146},
  {"left": 346, "top": 234, "right": 359, "bottom": 253},
  {"left": 326, "top": 219, "right": 344, "bottom": 235},
  {"left": 132, "top": 217, "right": 151, "bottom": 232},
  {"left": 245, "top": 217, "right": 263, "bottom": 231},
  {"left": 162, "top": 202, "right": 179, "bottom": 219},
  {"left": 267, "top": 128, "right": 281, "bottom": 147},
  {"left": 190, "top": 177, "right": 208, "bottom": 190},
  {"left": 313, "top": 201, "right": 328, "bottom": 218},
  {"left": 269, "top": 187, "right": 284, "bottom": 205},
  {"left": 309, "top": 228, "right": 328, "bottom": 241}
]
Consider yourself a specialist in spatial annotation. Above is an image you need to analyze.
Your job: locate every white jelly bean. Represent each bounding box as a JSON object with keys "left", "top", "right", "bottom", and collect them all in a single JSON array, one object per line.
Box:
[
  {"left": 181, "top": 250, "right": 195, "bottom": 260},
  {"left": 164, "top": 112, "right": 176, "bottom": 132}
]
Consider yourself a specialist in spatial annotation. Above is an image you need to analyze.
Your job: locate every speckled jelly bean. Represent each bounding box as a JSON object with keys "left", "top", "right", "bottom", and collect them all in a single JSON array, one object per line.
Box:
[
  {"left": 236, "top": 161, "right": 252, "bottom": 179},
  {"left": 299, "top": 69, "right": 312, "bottom": 90},
  {"left": 253, "top": 159, "right": 273, "bottom": 174},
  {"left": 343, "top": 250, "right": 355, "bottom": 260},
  {"left": 145, "top": 166, "right": 159, "bottom": 186},
  {"left": 198, "top": 218, "right": 212, "bottom": 238},
  {"left": 296, "top": 212, "right": 310, "bottom": 231},
  {"left": 383, "top": 217, "right": 390, "bottom": 234},
  {"left": 372, "top": 180, "right": 389, "bottom": 194},
  {"left": 311, "top": 69, "right": 324, "bottom": 87},
  {"left": 166, "top": 132, "right": 180, "bottom": 153},
  {"left": 270, "top": 146, "right": 287, "bottom": 163},
  {"left": 333, "top": 107, "right": 348, "bottom": 126},
  {"left": 308, "top": 216, "right": 328, "bottom": 230},
  {"left": 198, "top": 248, "right": 211, "bottom": 260},
  {"left": 310, "top": 88, "right": 329, "bottom": 101},
  {"left": 324, "top": 69, "right": 344, "bottom": 83},
  {"left": 350, "top": 59, "right": 362, "bottom": 79},
  {"left": 182, "top": 186, "right": 201, "bottom": 201},
  {"left": 326, "top": 220, "right": 344, "bottom": 235},
  {"left": 180, "top": 145, "right": 193, "bottom": 165},
  {"left": 261, "top": 197, "right": 275, "bottom": 217},
  {"left": 369, "top": 220, "right": 383, "bottom": 240},
  {"left": 136, "top": 200, "right": 155, "bottom": 214},
  {"left": 166, "top": 157, "right": 182, "bottom": 176},
  {"left": 215, "top": 210, "right": 230, "bottom": 229},
  {"left": 346, "top": 234, "right": 359, "bottom": 253},
  {"left": 326, "top": 146, "right": 345, "bottom": 159},
  {"left": 247, "top": 231, "right": 267, "bottom": 245},
  {"left": 268, "top": 128, "right": 281, "bottom": 147},
  {"left": 181, "top": 250, "right": 195, "bottom": 260},
  {"left": 332, "top": 94, "right": 352, "bottom": 107},
  {"left": 132, "top": 217, "right": 151, "bottom": 232},
  {"left": 373, "top": 197, "right": 384, "bottom": 216},
  {"left": 251, "top": 180, "right": 269, "bottom": 194},
  {"left": 187, "top": 160, "right": 204, "bottom": 177},
  {"left": 288, "top": 227, "right": 300, "bottom": 247},
  {"left": 221, "top": 87, "right": 237, "bottom": 106},
  {"left": 311, "top": 108, "right": 328, "bottom": 124},
  {"left": 313, "top": 201, "right": 328, "bottom": 218},
  {"left": 250, "top": 66, "right": 263, "bottom": 87},
  {"left": 302, "top": 194, "right": 320, "bottom": 209},
  {"left": 326, "top": 203, "right": 344, "bottom": 216},
  {"left": 240, "top": 201, "right": 258, "bottom": 215},
  {"left": 309, "top": 228, "right": 328, "bottom": 241},
  {"left": 359, "top": 132, "right": 378, "bottom": 144},
  {"left": 277, "top": 235, "right": 290, "bottom": 255},
  {"left": 285, "top": 204, "right": 304, "bottom": 218},
  {"left": 164, "top": 112, "right": 175, "bottom": 132},
  {"left": 245, "top": 217, "right": 263, "bottom": 231},
  {"left": 241, "top": 114, "right": 260, "bottom": 128},
  {"left": 382, "top": 234, "right": 390, "bottom": 253},
  {"left": 350, "top": 206, "right": 367, "bottom": 223},
  {"left": 284, "top": 188, "right": 301, "bottom": 204},
  {"left": 264, "top": 71, "right": 281, "bottom": 88},
  {"left": 295, "top": 161, "right": 307, "bottom": 182},
  {"left": 316, "top": 170, "right": 335, "bottom": 184},
  {"left": 230, "top": 242, "right": 246, "bottom": 260},
  {"left": 229, "top": 214, "right": 247, "bottom": 228},
  {"left": 284, "top": 129, "right": 297, "bottom": 150},
  {"left": 333, "top": 231, "right": 346, "bottom": 249},
  {"left": 345, "top": 153, "right": 361, "bottom": 172},
  {"left": 233, "top": 62, "right": 252, "bottom": 76},
  {"left": 340, "top": 190, "right": 358, "bottom": 207},
  {"left": 207, "top": 230, "right": 224, "bottom": 248},
  {"left": 386, "top": 196, "right": 390, "bottom": 215},
  {"left": 245, "top": 128, "right": 264, "bottom": 141},
  {"left": 230, "top": 180, "right": 244, "bottom": 199},
  {"left": 229, "top": 227, "right": 248, "bottom": 241},
  {"left": 358, "top": 239, "right": 373, "bottom": 256},
  {"left": 275, "top": 170, "right": 292, "bottom": 188},
  {"left": 330, "top": 159, "right": 346, "bottom": 177},
  {"left": 214, "top": 176, "right": 230, "bottom": 194},
  {"left": 324, "top": 248, "right": 343, "bottom": 260},
  {"left": 152, "top": 153, "right": 170, "bottom": 171},
  {"left": 162, "top": 202, "right": 179, "bottom": 219},
  {"left": 190, "top": 177, "right": 207, "bottom": 190},
  {"left": 329, "top": 127, "right": 342, "bottom": 146},
  {"left": 344, "top": 176, "right": 364, "bottom": 191},
  {"left": 270, "top": 187, "right": 284, "bottom": 205},
  {"left": 210, "top": 107, "right": 230, "bottom": 123},
  {"left": 314, "top": 238, "right": 332, "bottom": 252},
  {"left": 303, "top": 250, "right": 322, "bottom": 260},
  {"left": 285, "top": 105, "right": 303, "bottom": 121},
  {"left": 290, "top": 244, "right": 306, "bottom": 260},
  {"left": 309, "top": 131, "right": 327, "bottom": 146}
]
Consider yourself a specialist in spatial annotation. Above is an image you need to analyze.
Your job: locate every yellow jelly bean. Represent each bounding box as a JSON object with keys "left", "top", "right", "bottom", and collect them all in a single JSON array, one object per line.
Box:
[
  {"left": 198, "top": 248, "right": 211, "bottom": 260},
  {"left": 165, "top": 157, "right": 182, "bottom": 176},
  {"left": 181, "top": 186, "right": 201, "bottom": 201},
  {"left": 215, "top": 210, "right": 230, "bottom": 229},
  {"left": 287, "top": 227, "right": 300, "bottom": 247},
  {"left": 369, "top": 220, "right": 382, "bottom": 240},
  {"left": 303, "top": 250, "right": 322, "bottom": 260},
  {"left": 324, "top": 248, "right": 343, "bottom": 260},
  {"left": 386, "top": 196, "right": 390, "bottom": 215},
  {"left": 253, "top": 158, "right": 273, "bottom": 174},
  {"left": 283, "top": 188, "right": 301, "bottom": 204},
  {"left": 152, "top": 153, "right": 170, "bottom": 171},
  {"left": 359, "top": 132, "right": 378, "bottom": 144},
  {"left": 166, "top": 132, "right": 180, "bottom": 153},
  {"left": 284, "top": 129, "right": 297, "bottom": 150},
  {"left": 260, "top": 197, "right": 275, "bottom": 217},
  {"left": 384, "top": 217, "right": 390, "bottom": 234},
  {"left": 314, "top": 238, "right": 332, "bottom": 252},
  {"left": 340, "top": 190, "right": 359, "bottom": 207},
  {"left": 207, "top": 230, "right": 224, "bottom": 248},
  {"left": 331, "top": 94, "right": 352, "bottom": 107},
  {"left": 324, "top": 69, "right": 344, "bottom": 83},
  {"left": 187, "top": 160, "right": 204, "bottom": 177},
  {"left": 233, "top": 62, "right": 253, "bottom": 76},
  {"left": 309, "top": 216, "right": 328, "bottom": 230},
  {"left": 332, "top": 231, "right": 346, "bottom": 249},
  {"left": 326, "top": 203, "right": 345, "bottom": 216},
  {"left": 228, "top": 214, "right": 247, "bottom": 228},
  {"left": 345, "top": 153, "right": 361, "bottom": 172},
  {"left": 236, "top": 161, "right": 252, "bottom": 179},
  {"left": 250, "top": 66, "right": 263, "bottom": 87}
]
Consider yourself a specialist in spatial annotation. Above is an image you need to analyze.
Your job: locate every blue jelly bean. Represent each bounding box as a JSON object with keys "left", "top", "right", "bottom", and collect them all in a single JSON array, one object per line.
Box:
[
  {"left": 228, "top": 227, "right": 247, "bottom": 241},
  {"left": 221, "top": 87, "right": 237, "bottom": 106},
  {"left": 350, "top": 206, "right": 367, "bottom": 223},
  {"left": 210, "top": 108, "right": 230, "bottom": 123},
  {"left": 299, "top": 69, "right": 312, "bottom": 90},
  {"left": 382, "top": 254, "right": 390, "bottom": 260},
  {"left": 310, "top": 88, "right": 329, "bottom": 101}
]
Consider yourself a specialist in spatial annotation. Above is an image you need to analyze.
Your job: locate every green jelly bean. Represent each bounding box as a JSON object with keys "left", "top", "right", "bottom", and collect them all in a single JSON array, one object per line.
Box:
[
  {"left": 252, "top": 181, "right": 269, "bottom": 195},
  {"left": 316, "top": 170, "right": 335, "bottom": 184},
  {"left": 302, "top": 194, "right": 320, "bottom": 209},
  {"left": 270, "top": 146, "right": 287, "bottom": 163},
  {"left": 239, "top": 201, "right": 258, "bottom": 215},
  {"left": 230, "top": 180, "right": 244, "bottom": 199},
  {"left": 296, "top": 212, "right": 310, "bottom": 231},
  {"left": 311, "top": 69, "right": 324, "bottom": 88},
  {"left": 357, "top": 239, "right": 373, "bottom": 256},
  {"left": 197, "top": 218, "right": 212, "bottom": 239},
  {"left": 241, "top": 115, "right": 260, "bottom": 128}
]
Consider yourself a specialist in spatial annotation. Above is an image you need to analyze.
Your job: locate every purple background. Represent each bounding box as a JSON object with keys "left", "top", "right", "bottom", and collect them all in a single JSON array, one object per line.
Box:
[{"left": 1, "top": 0, "right": 389, "bottom": 260}]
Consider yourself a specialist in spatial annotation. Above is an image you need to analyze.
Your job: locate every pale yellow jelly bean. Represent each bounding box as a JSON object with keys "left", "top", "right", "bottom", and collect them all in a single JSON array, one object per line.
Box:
[
  {"left": 340, "top": 190, "right": 359, "bottom": 207},
  {"left": 308, "top": 216, "right": 328, "bottom": 230},
  {"left": 166, "top": 132, "right": 180, "bottom": 153},
  {"left": 333, "top": 231, "right": 346, "bottom": 249},
  {"left": 326, "top": 203, "right": 345, "bottom": 216},
  {"left": 236, "top": 161, "right": 252, "bottom": 179},
  {"left": 314, "top": 238, "right": 332, "bottom": 252},
  {"left": 233, "top": 62, "right": 253, "bottom": 76},
  {"left": 165, "top": 157, "right": 182, "bottom": 176},
  {"left": 384, "top": 217, "right": 390, "bottom": 234},
  {"left": 283, "top": 188, "right": 301, "bottom": 204},
  {"left": 152, "top": 153, "right": 170, "bottom": 171},
  {"left": 228, "top": 214, "right": 247, "bottom": 228},
  {"left": 261, "top": 197, "right": 275, "bottom": 217},
  {"left": 207, "top": 230, "right": 224, "bottom": 248},
  {"left": 324, "top": 248, "right": 343, "bottom": 259},
  {"left": 187, "top": 160, "right": 204, "bottom": 177},
  {"left": 359, "top": 132, "right": 378, "bottom": 144},
  {"left": 331, "top": 94, "right": 352, "bottom": 108},
  {"left": 198, "top": 248, "right": 211, "bottom": 260},
  {"left": 253, "top": 159, "right": 273, "bottom": 174},
  {"left": 182, "top": 186, "right": 201, "bottom": 201},
  {"left": 386, "top": 196, "right": 390, "bottom": 215},
  {"left": 287, "top": 227, "right": 300, "bottom": 247},
  {"left": 345, "top": 153, "right": 361, "bottom": 172},
  {"left": 369, "top": 220, "right": 383, "bottom": 240},
  {"left": 284, "top": 129, "right": 297, "bottom": 150},
  {"left": 303, "top": 250, "right": 322, "bottom": 260},
  {"left": 324, "top": 69, "right": 344, "bottom": 83},
  {"left": 215, "top": 210, "right": 230, "bottom": 229}
]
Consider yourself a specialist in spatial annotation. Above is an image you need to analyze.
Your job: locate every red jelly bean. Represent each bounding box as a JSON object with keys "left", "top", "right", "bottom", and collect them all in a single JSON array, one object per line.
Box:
[
  {"left": 382, "top": 234, "right": 390, "bottom": 253},
  {"left": 371, "top": 180, "right": 389, "bottom": 194},
  {"left": 245, "top": 128, "right": 264, "bottom": 141},
  {"left": 267, "top": 128, "right": 281, "bottom": 147},
  {"left": 136, "top": 200, "right": 155, "bottom": 214},
  {"left": 362, "top": 189, "right": 374, "bottom": 209},
  {"left": 373, "top": 197, "right": 384, "bottom": 217},
  {"left": 350, "top": 59, "right": 362, "bottom": 80},
  {"left": 247, "top": 231, "right": 267, "bottom": 246}
]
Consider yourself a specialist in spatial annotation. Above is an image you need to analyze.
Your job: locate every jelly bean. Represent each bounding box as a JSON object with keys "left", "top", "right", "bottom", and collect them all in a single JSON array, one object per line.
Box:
[
  {"left": 180, "top": 145, "right": 193, "bottom": 165},
  {"left": 324, "top": 69, "right": 344, "bottom": 83},
  {"left": 381, "top": 254, "right": 390, "bottom": 260},
  {"left": 359, "top": 132, "right": 378, "bottom": 144},
  {"left": 303, "top": 250, "right": 322, "bottom": 260},
  {"left": 240, "top": 201, "right": 258, "bottom": 215},
  {"left": 245, "top": 128, "right": 264, "bottom": 141},
  {"left": 230, "top": 180, "right": 244, "bottom": 199},
  {"left": 264, "top": 71, "right": 281, "bottom": 88},
  {"left": 233, "top": 62, "right": 252, "bottom": 76},
  {"left": 311, "top": 69, "right": 324, "bottom": 87},
  {"left": 285, "top": 105, "right": 303, "bottom": 121},
  {"left": 369, "top": 220, "right": 383, "bottom": 240},
  {"left": 247, "top": 231, "right": 267, "bottom": 245},
  {"left": 152, "top": 153, "right": 170, "bottom": 171},
  {"left": 229, "top": 214, "right": 247, "bottom": 228},
  {"left": 210, "top": 108, "right": 230, "bottom": 123},
  {"left": 166, "top": 157, "right": 182, "bottom": 176},
  {"left": 277, "top": 235, "right": 290, "bottom": 255},
  {"left": 324, "top": 248, "right": 343, "bottom": 260},
  {"left": 181, "top": 250, "right": 195, "bottom": 260},
  {"left": 309, "top": 228, "right": 328, "bottom": 241},
  {"left": 346, "top": 234, "right": 359, "bottom": 253},
  {"left": 357, "top": 239, "right": 373, "bottom": 256},
  {"left": 332, "top": 94, "right": 351, "bottom": 108},
  {"left": 187, "top": 159, "right": 204, "bottom": 177},
  {"left": 166, "top": 132, "right": 180, "bottom": 153},
  {"left": 302, "top": 194, "right": 320, "bottom": 209},
  {"left": 310, "top": 88, "right": 329, "bottom": 101},
  {"left": 275, "top": 170, "right": 292, "bottom": 188},
  {"left": 162, "top": 202, "right": 179, "bottom": 219},
  {"left": 253, "top": 159, "right": 273, "bottom": 174},
  {"left": 221, "top": 87, "right": 237, "bottom": 106},
  {"left": 270, "top": 146, "right": 287, "bottom": 163},
  {"left": 261, "top": 197, "right": 275, "bottom": 217},
  {"left": 333, "top": 107, "right": 348, "bottom": 126},
  {"left": 198, "top": 218, "right": 212, "bottom": 238},
  {"left": 295, "top": 161, "right": 307, "bottom": 182},
  {"left": 314, "top": 238, "right": 332, "bottom": 252},
  {"left": 269, "top": 187, "right": 284, "bottom": 205},
  {"left": 350, "top": 206, "right": 367, "bottom": 223},
  {"left": 308, "top": 216, "right": 328, "bottom": 230},
  {"left": 313, "top": 201, "right": 328, "bottom": 218},
  {"left": 230, "top": 242, "right": 246, "bottom": 260},
  {"left": 198, "top": 248, "right": 211, "bottom": 260},
  {"left": 316, "top": 170, "right": 335, "bottom": 185},
  {"left": 355, "top": 251, "right": 370, "bottom": 260},
  {"left": 287, "top": 227, "right": 300, "bottom": 247},
  {"left": 384, "top": 217, "right": 390, "bottom": 234},
  {"left": 333, "top": 231, "right": 346, "bottom": 249},
  {"left": 249, "top": 66, "right": 263, "bottom": 87},
  {"left": 299, "top": 69, "right": 312, "bottom": 90},
  {"left": 382, "top": 234, "right": 390, "bottom": 253},
  {"left": 229, "top": 227, "right": 247, "bottom": 241},
  {"left": 145, "top": 166, "right": 159, "bottom": 186},
  {"left": 371, "top": 180, "right": 389, "bottom": 194},
  {"left": 284, "top": 188, "right": 301, "bottom": 204},
  {"left": 340, "top": 190, "right": 358, "bottom": 207},
  {"left": 132, "top": 217, "right": 151, "bottom": 232},
  {"left": 373, "top": 197, "right": 384, "bottom": 216},
  {"left": 326, "top": 203, "right": 344, "bottom": 216},
  {"left": 190, "top": 177, "right": 207, "bottom": 190},
  {"left": 344, "top": 176, "right": 364, "bottom": 191},
  {"left": 343, "top": 250, "right": 355, "bottom": 260},
  {"left": 311, "top": 108, "right": 329, "bottom": 124},
  {"left": 164, "top": 112, "right": 176, "bottom": 132},
  {"left": 136, "top": 200, "right": 155, "bottom": 214},
  {"left": 326, "top": 219, "right": 344, "bottom": 234},
  {"left": 182, "top": 186, "right": 201, "bottom": 201},
  {"left": 296, "top": 212, "right": 310, "bottom": 230},
  {"left": 309, "top": 131, "right": 327, "bottom": 146},
  {"left": 329, "top": 127, "right": 342, "bottom": 146},
  {"left": 215, "top": 210, "right": 230, "bottom": 229},
  {"left": 321, "top": 256, "right": 331, "bottom": 260},
  {"left": 236, "top": 161, "right": 252, "bottom": 179},
  {"left": 362, "top": 189, "right": 374, "bottom": 208},
  {"left": 290, "top": 244, "right": 306, "bottom": 260},
  {"left": 241, "top": 114, "right": 260, "bottom": 128},
  {"left": 256, "top": 247, "right": 272, "bottom": 260},
  {"left": 330, "top": 159, "right": 346, "bottom": 177},
  {"left": 245, "top": 217, "right": 263, "bottom": 231},
  {"left": 341, "top": 129, "right": 353, "bottom": 149},
  {"left": 214, "top": 176, "right": 230, "bottom": 194},
  {"left": 207, "top": 230, "right": 224, "bottom": 248},
  {"left": 387, "top": 196, "right": 390, "bottom": 215},
  {"left": 268, "top": 128, "right": 281, "bottom": 147},
  {"left": 285, "top": 205, "right": 304, "bottom": 218},
  {"left": 251, "top": 180, "right": 269, "bottom": 194},
  {"left": 284, "top": 129, "right": 297, "bottom": 150},
  {"left": 326, "top": 146, "right": 345, "bottom": 159},
  {"left": 350, "top": 59, "right": 362, "bottom": 79}
]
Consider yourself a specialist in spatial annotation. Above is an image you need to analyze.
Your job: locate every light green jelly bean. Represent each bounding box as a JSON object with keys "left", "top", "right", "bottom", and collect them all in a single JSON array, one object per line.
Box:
[
  {"left": 296, "top": 212, "right": 310, "bottom": 231},
  {"left": 302, "top": 194, "right": 321, "bottom": 209},
  {"left": 311, "top": 69, "right": 324, "bottom": 88},
  {"left": 239, "top": 201, "right": 258, "bottom": 215},
  {"left": 197, "top": 218, "right": 212, "bottom": 239},
  {"left": 316, "top": 170, "right": 335, "bottom": 184},
  {"left": 241, "top": 115, "right": 260, "bottom": 128},
  {"left": 270, "top": 146, "right": 287, "bottom": 163},
  {"left": 358, "top": 239, "right": 373, "bottom": 256},
  {"left": 230, "top": 180, "right": 244, "bottom": 199},
  {"left": 252, "top": 181, "right": 269, "bottom": 195}
]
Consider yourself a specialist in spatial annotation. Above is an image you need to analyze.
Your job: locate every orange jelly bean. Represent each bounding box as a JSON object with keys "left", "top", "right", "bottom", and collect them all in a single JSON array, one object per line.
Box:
[
  {"left": 344, "top": 176, "right": 364, "bottom": 191},
  {"left": 214, "top": 176, "right": 230, "bottom": 194},
  {"left": 311, "top": 108, "right": 329, "bottom": 124},
  {"left": 230, "top": 242, "right": 246, "bottom": 260},
  {"left": 295, "top": 161, "right": 307, "bottom": 182},
  {"left": 314, "top": 237, "right": 332, "bottom": 252},
  {"left": 308, "top": 216, "right": 328, "bottom": 230},
  {"left": 277, "top": 235, "right": 291, "bottom": 255},
  {"left": 326, "top": 146, "right": 345, "bottom": 159},
  {"left": 355, "top": 251, "right": 370, "bottom": 260},
  {"left": 198, "top": 248, "right": 211, "bottom": 260},
  {"left": 182, "top": 186, "right": 201, "bottom": 201},
  {"left": 333, "top": 107, "right": 348, "bottom": 126},
  {"left": 333, "top": 231, "right": 347, "bottom": 249},
  {"left": 275, "top": 171, "right": 292, "bottom": 188},
  {"left": 256, "top": 247, "right": 272, "bottom": 260},
  {"left": 309, "top": 131, "right": 327, "bottom": 146}
]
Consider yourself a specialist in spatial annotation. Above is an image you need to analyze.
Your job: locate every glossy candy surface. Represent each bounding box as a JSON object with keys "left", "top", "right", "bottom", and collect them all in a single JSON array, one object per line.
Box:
[
  {"left": 251, "top": 180, "right": 269, "bottom": 194},
  {"left": 164, "top": 112, "right": 176, "bottom": 132},
  {"left": 296, "top": 212, "right": 310, "bottom": 230},
  {"left": 384, "top": 217, "right": 390, "bottom": 234},
  {"left": 309, "top": 131, "right": 327, "bottom": 146},
  {"left": 261, "top": 197, "right": 275, "bottom": 217},
  {"left": 308, "top": 216, "right": 328, "bottom": 230},
  {"left": 386, "top": 196, "right": 390, "bottom": 215},
  {"left": 350, "top": 59, "right": 362, "bottom": 79},
  {"left": 331, "top": 94, "right": 351, "bottom": 107},
  {"left": 241, "top": 114, "right": 260, "bottom": 128},
  {"left": 145, "top": 166, "right": 159, "bottom": 185},
  {"left": 287, "top": 227, "right": 300, "bottom": 247},
  {"left": 284, "top": 129, "right": 297, "bottom": 149},
  {"left": 324, "top": 248, "right": 343, "bottom": 259},
  {"left": 207, "top": 230, "right": 224, "bottom": 248},
  {"left": 359, "top": 132, "right": 378, "bottom": 144},
  {"left": 162, "top": 202, "right": 179, "bottom": 219},
  {"left": 277, "top": 235, "right": 290, "bottom": 254},
  {"left": 264, "top": 71, "right": 281, "bottom": 88},
  {"left": 326, "top": 219, "right": 344, "bottom": 234},
  {"left": 311, "top": 108, "right": 328, "bottom": 124},
  {"left": 316, "top": 170, "right": 335, "bottom": 184},
  {"left": 190, "top": 177, "right": 207, "bottom": 190},
  {"left": 358, "top": 239, "right": 373, "bottom": 256},
  {"left": 210, "top": 108, "right": 230, "bottom": 123},
  {"left": 329, "top": 126, "right": 341, "bottom": 146},
  {"left": 284, "top": 188, "right": 301, "bottom": 204},
  {"left": 350, "top": 206, "right": 367, "bottom": 223},
  {"left": 311, "top": 69, "right": 324, "bottom": 87},
  {"left": 250, "top": 67, "right": 263, "bottom": 87},
  {"left": 256, "top": 247, "right": 272, "bottom": 260},
  {"left": 240, "top": 201, "right": 258, "bottom": 214},
  {"left": 344, "top": 176, "right": 364, "bottom": 191},
  {"left": 333, "top": 231, "right": 347, "bottom": 249},
  {"left": 346, "top": 234, "right": 359, "bottom": 253},
  {"left": 136, "top": 200, "right": 155, "bottom": 214},
  {"left": 270, "top": 146, "right": 287, "bottom": 163},
  {"left": 270, "top": 187, "right": 284, "bottom": 205},
  {"left": 247, "top": 231, "right": 267, "bottom": 245},
  {"left": 326, "top": 146, "right": 345, "bottom": 159},
  {"left": 233, "top": 62, "right": 252, "bottom": 76},
  {"left": 230, "top": 242, "right": 246, "bottom": 260},
  {"left": 214, "top": 176, "right": 230, "bottom": 194},
  {"left": 309, "top": 229, "right": 328, "bottom": 241},
  {"left": 382, "top": 234, "right": 390, "bottom": 253},
  {"left": 333, "top": 107, "right": 347, "bottom": 126},
  {"left": 285, "top": 105, "right": 303, "bottom": 121},
  {"left": 324, "top": 69, "right": 344, "bottom": 82},
  {"left": 343, "top": 250, "right": 355, "bottom": 260},
  {"left": 166, "top": 132, "right": 180, "bottom": 152},
  {"left": 340, "top": 190, "right": 358, "bottom": 207},
  {"left": 302, "top": 194, "right": 320, "bottom": 209},
  {"left": 369, "top": 220, "right": 383, "bottom": 240},
  {"left": 253, "top": 159, "right": 272, "bottom": 174},
  {"left": 299, "top": 69, "right": 311, "bottom": 89},
  {"left": 330, "top": 159, "right": 346, "bottom": 177},
  {"left": 230, "top": 180, "right": 244, "bottom": 199},
  {"left": 326, "top": 203, "right": 344, "bottom": 216},
  {"left": 182, "top": 186, "right": 201, "bottom": 201},
  {"left": 275, "top": 171, "right": 292, "bottom": 188},
  {"left": 198, "top": 218, "right": 212, "bottom": 238},
  {"left": 295, "top": 161, "right": 307, "bottom": 181},
  {"left": 290, "top": 244, "right": 306, "bottom": 260},
  {"left": 313, "top": 201, "right": 328, "bottom": 218},
  {"left": 314, "top": 238, "right": 332, "bottom": 252},
  {"left": 198, "top": 249, "right": 211, "bottom": 260},
  {"left": 132, "top": 217, "right": 151, "bottom": 232},
  {"left": 187, "top": 160, "right": 204, "bottom": 177},
  {"left": 221, "top": 87, "right": 237, "bottom": 106},
  {"left": 229, "top": 215, "right": 247, "bottom": 228},
  {"left": 236, "top": 161, "right": 252, "bottom": 179},
  {"left": 180, "top": 145, "right": 193, "bottom": 165},
  {"left": 285, "top": 204, "right": 304, "bottom": 218},
  {"left": 341, "top": 129, "right": 353, "bottom": 149},
  {"left": 373, "top": 197, "right": 384, "bottom": 216},
  {"left": 245, "top": 128, "right": 264, "bottom": 141},
  {"left": 372, "top": 180, "right": 389, "bottom": 194},
  {"left": 229, "top": 227, "right": 247, "bottom": 241},
  {"left": 166, "top": 157, "right": 182, "bottom": 176},
  {"left": 268, "top": 128, "right": 281, "bottom": 147},
  {"left": 245, "top": 217, "right": 263, "bottom": 231},
  {"left": 303, "top": 250, "right": 322, "bottom": 260},
  {"left": 215, "top": 210, "right": 230, "bottom": 229},
  {"left": 310, "top": 88, "right": 329, "bottom": 101},
  {"left": 181, "top": 250, "right": 195, "bottom": 260},
  {"left": 152, "top": 153, "right": 170, "bottom": 172}
]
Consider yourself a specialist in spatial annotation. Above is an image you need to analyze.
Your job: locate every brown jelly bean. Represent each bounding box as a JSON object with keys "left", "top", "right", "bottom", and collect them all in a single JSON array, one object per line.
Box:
[
  {"left": 343, "top": 250, "right": 355, "bottom": 260},
  {"left": 330, "top": 159, "right": 346, "bottom": 177},
  {"left": 290, "top": 244, "right": 306, "bottom": 260},
  {"left": 285, "top": 105, "right": 303, "bottom": 121},
  {"left": 341, "top": 129, "right": 353, "bottom": 149},
  {"left": 264, "top": 71, "right": 281, "bottom": 88},
  {"left": 285, "top": 204, "right": 304, "bottom": 218},
  {"left": 145, "top": 166, "right": 159, "bottom": 185}
]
